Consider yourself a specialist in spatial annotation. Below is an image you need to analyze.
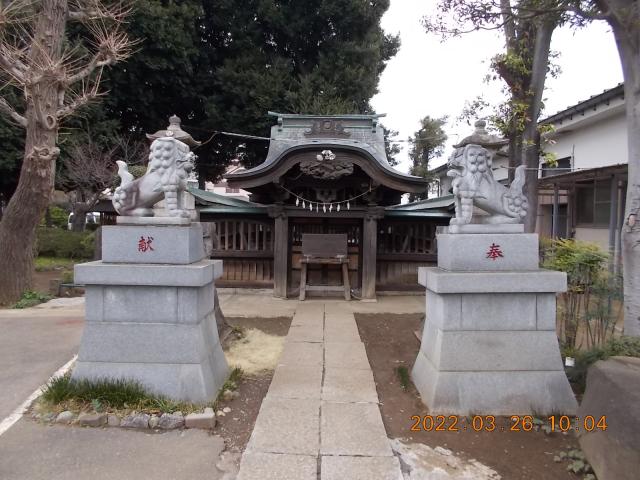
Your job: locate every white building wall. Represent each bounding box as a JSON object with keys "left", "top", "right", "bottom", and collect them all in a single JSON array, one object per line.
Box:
[
  {"left": 544, "top": 102, "right": 627, "bottom": 170},
  {"left": 575, "top": 227, "right": 610, "bottom": 252}
]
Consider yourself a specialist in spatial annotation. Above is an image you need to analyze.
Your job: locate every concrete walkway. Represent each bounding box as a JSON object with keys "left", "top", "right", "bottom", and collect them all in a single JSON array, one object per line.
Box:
[{"left": 236, "top": 302, "right": 403, "bottom": 480}]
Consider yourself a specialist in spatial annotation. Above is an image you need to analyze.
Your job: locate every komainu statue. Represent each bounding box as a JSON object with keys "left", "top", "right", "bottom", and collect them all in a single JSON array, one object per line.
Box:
[
  {"left": 113, "top": 137, "right": 195, "bottom": 217},
  {"left": 447, "top": 143, "right": 528, "bottom": 225}
]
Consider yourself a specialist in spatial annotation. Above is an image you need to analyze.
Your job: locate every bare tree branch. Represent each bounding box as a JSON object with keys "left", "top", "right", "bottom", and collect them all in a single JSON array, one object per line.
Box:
[
  {"left": 0, "top": 96, "right": 27, "bottom": 127},
  {"left": 0, "top": 45, "right": 27, "bottom": 84},
  {"left": 68, "top": 0, "right": 133, "bottom": 23}
]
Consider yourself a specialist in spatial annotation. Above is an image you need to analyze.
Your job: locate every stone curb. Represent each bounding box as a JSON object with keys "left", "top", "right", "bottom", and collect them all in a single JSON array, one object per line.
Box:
[{"left": 38, "top": 409, "right": 217, "bottom": 431}]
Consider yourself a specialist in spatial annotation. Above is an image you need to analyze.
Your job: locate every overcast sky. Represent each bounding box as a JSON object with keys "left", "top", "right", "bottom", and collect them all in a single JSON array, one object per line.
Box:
[{"left": 371, "top": 0, "right": 624, "bottom": 173}]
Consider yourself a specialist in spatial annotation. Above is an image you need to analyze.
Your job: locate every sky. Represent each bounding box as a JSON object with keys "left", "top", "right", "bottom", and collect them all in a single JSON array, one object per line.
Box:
[{"left": 371, "top": 0, "right": 624, "bottom": 173}]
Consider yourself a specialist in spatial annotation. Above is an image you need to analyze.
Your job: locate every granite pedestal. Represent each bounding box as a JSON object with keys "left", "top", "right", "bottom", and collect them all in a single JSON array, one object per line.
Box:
[
  {"left": 73, "top": 220, "right": 228, "bottom": 403},
  {"left": 412, "top": 230, "right": 577, "bottom": 415}
]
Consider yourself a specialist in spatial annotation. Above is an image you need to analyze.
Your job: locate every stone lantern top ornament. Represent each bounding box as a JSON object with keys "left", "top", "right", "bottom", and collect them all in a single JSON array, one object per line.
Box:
[
  {"left": 453, "top": 119, "right": 508, "bottom": 150},
  {"left": 146, "top": 114, "right": 201, "bottom": 148}
]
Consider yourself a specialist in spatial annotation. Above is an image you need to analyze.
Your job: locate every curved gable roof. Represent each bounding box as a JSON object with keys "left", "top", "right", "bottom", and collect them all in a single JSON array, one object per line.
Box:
[{"left": 225, "top": 112, "right": 428, "bottom": 194}]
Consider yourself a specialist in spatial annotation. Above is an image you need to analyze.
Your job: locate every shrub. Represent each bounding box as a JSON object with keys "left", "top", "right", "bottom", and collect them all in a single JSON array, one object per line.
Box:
[
  {"left": 13, "top": 290, "right": 52, "bottom": 309},
  {"left": 542, "top": 238, "right": 621, "bottom": 350},
  {"left": 36, "top": 228, "right": 94, "bottom": 259},
  {"left": 41, "top": 206, "right": 69, "bottom": 229},
  {"left": 566, "top": 336, "right": 640, "bottom": 391}
]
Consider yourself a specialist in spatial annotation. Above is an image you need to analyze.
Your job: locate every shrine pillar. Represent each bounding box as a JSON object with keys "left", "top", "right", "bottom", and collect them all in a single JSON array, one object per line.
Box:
[
  {"left": 362, "top": 208, "right": 383, "bottom": 301},
  {"left": 270, "top": 206, "right": 289, "bottom": 298}
]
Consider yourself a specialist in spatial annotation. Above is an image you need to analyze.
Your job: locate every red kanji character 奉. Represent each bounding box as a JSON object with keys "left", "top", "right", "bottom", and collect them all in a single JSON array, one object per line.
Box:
[{"left": 486, "top": 243, "right": 503, "bottom": 260}]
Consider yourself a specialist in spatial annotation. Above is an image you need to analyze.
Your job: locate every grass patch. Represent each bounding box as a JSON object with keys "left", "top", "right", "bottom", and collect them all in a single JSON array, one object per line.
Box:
[
  {"left": 34, "top": 256, "right": 77, "bottom": 272},
  {"left": 395, "top": 365, "right": 410, "bottom": 391},
  {"left": 12, "top": 290, "right": 52, "bottom": 309},
  {"left": 41, "top": 369, "right": 245, "bottom": 416},
  {"left": 41, "top": 374, "right": 206, "bottom": 414}
]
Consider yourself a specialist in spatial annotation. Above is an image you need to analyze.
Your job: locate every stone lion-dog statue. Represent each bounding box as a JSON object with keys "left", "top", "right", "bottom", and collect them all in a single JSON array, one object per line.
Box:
[
  {"left": 112, "top": 137, "right": 195, "bottom": 217},
  {"left": 447, "top": 144, "right": 528, "bottom": 225}
]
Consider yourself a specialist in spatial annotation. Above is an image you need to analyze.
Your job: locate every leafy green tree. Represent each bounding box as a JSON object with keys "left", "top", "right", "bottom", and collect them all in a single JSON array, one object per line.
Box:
[
  {"left": 407, "top": 116, "right": 448, "bottom": 201},
  {"left": 95, "top": 0, "right": 398, "bottom": 179},
  {"left": 383, "top": 127, "right": 401, "bottom": 167},
  {"left": 425, "top": 1, "right": 568, "bottom": 232}
]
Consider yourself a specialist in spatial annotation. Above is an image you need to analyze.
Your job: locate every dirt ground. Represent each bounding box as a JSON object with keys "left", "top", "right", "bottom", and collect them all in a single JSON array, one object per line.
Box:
[
  {"left": 356, "top": 313, "right": 582, "bottom": 480},
  {"left": 33, "top": 270, "right": 63, "bottom": 294},
  {"left": 214, "top": 317, "right": 290, "bottom": 451}
]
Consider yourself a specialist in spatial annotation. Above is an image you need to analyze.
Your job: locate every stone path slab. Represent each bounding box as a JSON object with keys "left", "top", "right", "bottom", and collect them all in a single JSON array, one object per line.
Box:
[
  {"left": 237, "top": 302, "right": 402, "bottom": 479},
  {"left": 286, "top": 322, "right": 324, "bottom": 343},
  {"left": 320, "top": 401, "right": 393, "bottom": 457},
  {"left": 322, "top": 367, "right": 378, "bottom": 403},
  {"left": 278, "top": 341, "right": 323, "bottom": 367},
  {"left": 324, "top": 341, "right": 371, "bottom": 370},
  {"left": 321, "top": 456, "right": 404, "bottom": 480},
  {"left": 237, "top": 452, "right": 317, "bottom": 480},
  {"left": 245, "top": 397, "right": 319, "bottom": 455},
  {"left": 268, "top": 365, "right": 323, "bottom": 400}
]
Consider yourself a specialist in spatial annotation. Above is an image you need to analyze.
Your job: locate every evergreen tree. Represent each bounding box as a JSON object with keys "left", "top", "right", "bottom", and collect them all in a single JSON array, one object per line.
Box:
[{"left": 407, "top": 116, "right": 448, "bottom": 201}]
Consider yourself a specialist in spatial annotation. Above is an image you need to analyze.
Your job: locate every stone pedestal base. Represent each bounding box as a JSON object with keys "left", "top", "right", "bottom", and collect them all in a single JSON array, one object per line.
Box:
[
  {"left": 73, "top": 223, "right": 228, "bottom": 403},
  {"left": 412, "top": 267, "right": 577, "bottom": 415}
]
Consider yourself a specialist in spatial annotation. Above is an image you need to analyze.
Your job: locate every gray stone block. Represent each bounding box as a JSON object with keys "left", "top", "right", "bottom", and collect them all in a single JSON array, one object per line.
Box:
[
  {"left": 445, "top": 223, "right": 524, "bottom": 234},
  {"left": 116, "top": 216, "right": 192, "bottom": 226},
  {"left": 120, "top": 413, "right": 150, "bottom": 429},
  {"left": 237, "top": 452, "right": 317, "bottom": 480},
  {"left": 185, "top": 411, "right": 216, "bottom": 429},
  {"left": 461, "top": 293, "right": 537, "bottom": 330},
  {"left": 158, "top": 413, "right": 185, "bottom": 430},
  {"left": 78, "top": 413, "right": 107, "bottom": 427},
  {"left": 55, "top": 411, "right": 74, "bottom": 424},
  {"left": 102, "top": 223, "right": 205, "bottom": 264},
  {"left": 419, "top": 330, "right": 565, "bottom": 371},
  {"left": 578, "top": 357, "right": 640, "bottom": 480},
  {"left": 85, "top": 284, "right": 215, "bottom": 324},
  {"left": 425, "top": 291, "right": 461, "bottom": 330},
  {"left": 75, "top": 260, "right": 222, "bottom": 287},
  {"left": 426, "top": 292, "right": 540, "bottom": 332},
  {"left": 437, "top": 233, "right": 539, "bottom": 271},
  {"left": 418, "top": 267, "right": 567, "bottom": 293},
  {"left": 536, "top": 294, "right": 558, "bottom": 330},
  {"left": 246, "top": 398, "right": 320, "bottom": 455},
  {"left": 321, "top": 456, "right": 403, "bottom": 480},
  {"left": 76, "top": 319, "right": 216, "bottom": 364},
  {"left": 412, "top": 350, "right": 577, "bottom": 415},
  {"left": 320, "top": 402, "right": 392, "bottom": 457}
]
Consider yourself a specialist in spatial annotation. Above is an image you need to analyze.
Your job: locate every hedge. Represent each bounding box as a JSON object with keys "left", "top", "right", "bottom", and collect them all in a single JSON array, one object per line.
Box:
[{"left": 36, "top": 228, "right": 95, "bottom": 259}]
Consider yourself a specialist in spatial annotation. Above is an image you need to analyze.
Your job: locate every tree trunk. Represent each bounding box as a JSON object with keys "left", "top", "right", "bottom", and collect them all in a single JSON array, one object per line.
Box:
[
  {"left": 0, "top": 0, "right": 67, "bottom": 305},
  {"left": 71, "top": 204, "right": 89, "bottom": 232},
  {"left": 522, "top": 20, "right": 554, "bottom": 233},
  {"left": 608, "top": 16, "right": 640, "bottom": 336}
]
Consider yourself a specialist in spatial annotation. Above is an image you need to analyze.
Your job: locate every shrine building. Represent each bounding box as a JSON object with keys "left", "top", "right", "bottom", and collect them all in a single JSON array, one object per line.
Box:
[{"left": 189, "top": 112, "right": 453, "bottom": 299}]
